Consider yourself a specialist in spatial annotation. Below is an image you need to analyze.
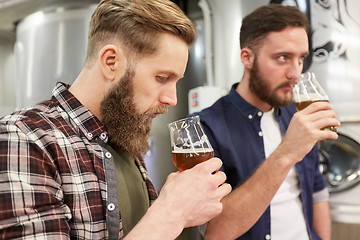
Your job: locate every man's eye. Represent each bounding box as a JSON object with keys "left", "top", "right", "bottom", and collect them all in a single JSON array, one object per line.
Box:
[
  {"left": 157, "top": 76, "right": 168, "bottom": 83},
  {"left": 279, "top": 56, "right": 287, "bottom": 61}
]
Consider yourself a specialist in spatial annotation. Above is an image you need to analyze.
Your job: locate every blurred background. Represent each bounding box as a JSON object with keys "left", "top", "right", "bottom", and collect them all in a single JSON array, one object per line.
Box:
[{"left": 0, "top": 0, "right": 359, "bottom": 239}]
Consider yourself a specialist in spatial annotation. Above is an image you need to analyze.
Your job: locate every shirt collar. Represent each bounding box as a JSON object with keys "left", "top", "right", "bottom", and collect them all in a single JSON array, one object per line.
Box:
[
  {"left": 52, "top": 82, "right": 106, "bottom": 141},
  {"left": 228, "top": 83, "right": 282, "bottom": 120}
]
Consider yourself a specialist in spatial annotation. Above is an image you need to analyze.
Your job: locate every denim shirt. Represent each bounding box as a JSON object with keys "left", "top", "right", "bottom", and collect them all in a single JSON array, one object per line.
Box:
[{"left": 194, "top": 83, "right": 325, "bottom": 240}]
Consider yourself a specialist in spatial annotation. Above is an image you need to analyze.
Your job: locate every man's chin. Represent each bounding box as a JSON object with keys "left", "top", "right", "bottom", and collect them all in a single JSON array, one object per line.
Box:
[
  {"left": 279, "top": 98, "right": 294, "bottom": 107},
  {"left": 276, "top": 91, "right": 294, "bottom": 105},
  {"left": 269, "top": 96, "right": 293, "bottom": 107}
]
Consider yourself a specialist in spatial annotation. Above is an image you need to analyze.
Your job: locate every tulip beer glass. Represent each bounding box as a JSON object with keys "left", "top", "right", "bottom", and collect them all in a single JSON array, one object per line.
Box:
[
  {"left": 168, "top": 115, "right": 214, "bottom": 172},
  {"left": 293, "top": 72, "right": 337, "bottom": 132}
]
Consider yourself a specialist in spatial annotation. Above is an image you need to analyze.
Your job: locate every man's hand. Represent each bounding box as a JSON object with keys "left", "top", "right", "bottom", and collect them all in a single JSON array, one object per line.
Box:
[
  {"left": 279, "top": 101, "right": 340, "bottom": 164},
  {"left": 126, "top": 158, "right": 231, "bottom": 240},
  {"left": 157, "top": 157, "right": 231, "bottom": 228}
]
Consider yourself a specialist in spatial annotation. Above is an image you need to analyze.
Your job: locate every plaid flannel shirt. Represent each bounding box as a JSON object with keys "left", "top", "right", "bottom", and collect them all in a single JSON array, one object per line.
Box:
[{"left": 0, "top": 82, "right": 157, "bottom": 239}]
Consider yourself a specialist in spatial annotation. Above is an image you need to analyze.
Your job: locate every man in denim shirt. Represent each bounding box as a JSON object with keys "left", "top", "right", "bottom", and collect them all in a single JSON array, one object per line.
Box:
[{"left": 195, "top": 4, "right": 340, "bottom": 240}]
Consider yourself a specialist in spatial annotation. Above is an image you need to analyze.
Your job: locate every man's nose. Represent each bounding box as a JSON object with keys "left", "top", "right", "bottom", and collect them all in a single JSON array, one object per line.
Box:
[
  {"left": 287, "top": 59, "right": 303, "bottom": 80},
  {"left": 160, "top": 84, "right": 177, "bottom": 107}
]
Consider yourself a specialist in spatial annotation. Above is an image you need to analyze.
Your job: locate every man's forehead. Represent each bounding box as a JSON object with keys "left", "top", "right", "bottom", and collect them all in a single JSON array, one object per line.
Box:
[{"left": 261, "top": 28, "right": 308, "bottom": 50}]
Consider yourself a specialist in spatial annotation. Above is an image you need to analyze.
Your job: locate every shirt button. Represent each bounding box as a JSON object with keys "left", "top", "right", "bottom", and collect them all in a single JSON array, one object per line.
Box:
[
  {"left": 265, "top": 234, "right": 271, "bottom": 240},
  {"left": 107, "top": 203, "right": 115, "bottom": 211},
  {"left": 100, "top": 132, "right": 107, "bottom": 140},
  {"left": 105, "top": 152, "right": 112, "bottom": 158},
  {"left": 258, "top": 131, "right": 263, "bottom": 137},
  {"left": 248, "top": 114, "right": 253, "bottom": 119},
  {"left": 257, "top": 111, "right": 263, "bottom": 117},
  {"left": 87, "top": 132, "right": 93, "bottom": 138}
]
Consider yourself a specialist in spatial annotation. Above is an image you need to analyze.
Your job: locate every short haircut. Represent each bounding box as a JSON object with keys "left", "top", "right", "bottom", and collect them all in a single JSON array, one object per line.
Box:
[
  {"left": 86, "top": 0, "right": 196, "bottom": 65},
  {"left": 240, "top": 4, "right": 309, "bottom": 50}
]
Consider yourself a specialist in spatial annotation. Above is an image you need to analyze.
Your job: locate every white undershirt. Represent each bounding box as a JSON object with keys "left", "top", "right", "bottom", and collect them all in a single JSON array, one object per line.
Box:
[{"left": 261, "top": 109, "right": 309, "bottom": 240}]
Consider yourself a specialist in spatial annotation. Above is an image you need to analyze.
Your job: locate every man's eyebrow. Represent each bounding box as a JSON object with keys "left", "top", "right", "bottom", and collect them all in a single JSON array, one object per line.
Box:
[
  {"left": 158, "top": 71, "right": 182, "bottom": 78},
  {"left": 272, "top": 51, "right": 309, "bottom": 57}
]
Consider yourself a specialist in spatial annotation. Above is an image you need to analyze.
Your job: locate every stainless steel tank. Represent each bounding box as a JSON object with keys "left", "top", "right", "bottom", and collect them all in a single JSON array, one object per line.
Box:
[
  {"left": 14, "top": 2, "right": 97, "bottom": 108},
  {"left": 0, "top": 37, "right": 16, "bottom": 116}
]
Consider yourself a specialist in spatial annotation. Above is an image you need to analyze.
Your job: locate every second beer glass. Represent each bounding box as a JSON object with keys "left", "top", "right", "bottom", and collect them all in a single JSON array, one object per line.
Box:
[
  {"left": 293, "top": 72, "right": 337, "bottom": 132},
  {"left": 168, "top": 115, "right": 214, "bottom": 172}
]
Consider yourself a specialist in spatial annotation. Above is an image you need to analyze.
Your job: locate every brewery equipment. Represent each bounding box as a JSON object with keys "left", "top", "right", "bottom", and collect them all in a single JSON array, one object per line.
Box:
[
  {"left": 0, "top": 37, "right": 16, "bottom": 116},
  {"left": 14, "top": 2, "right": 98, "bottom": 108}
]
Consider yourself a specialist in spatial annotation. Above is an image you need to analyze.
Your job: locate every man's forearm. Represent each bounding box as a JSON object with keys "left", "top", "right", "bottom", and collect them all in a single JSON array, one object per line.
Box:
[
  {"left": 313, "top": 201, "right": 331, "bottom": 240},
  {"left": 205, "top": 148, "right": 294, "bottom": 239}
]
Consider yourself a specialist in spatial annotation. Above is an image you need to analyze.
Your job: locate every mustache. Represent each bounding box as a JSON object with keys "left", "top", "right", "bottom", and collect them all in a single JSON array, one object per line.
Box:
[
  {"left": 278, "top": 79, "right": 297, "bottom": 89},
  {"left": 145, "top": 105, "right": 168, "bottom": 115}
]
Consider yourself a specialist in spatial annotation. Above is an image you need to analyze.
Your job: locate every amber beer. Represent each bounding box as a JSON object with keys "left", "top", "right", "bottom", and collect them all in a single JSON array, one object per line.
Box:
[
  {"left": 295, "top": 99, "right": 326, "bottom": 111},
  {"left": 172, "top": 149, "right": 214, "bottom": 172},
  {"left": 295, "top": 100, "right": 337, "bottom": 132}
]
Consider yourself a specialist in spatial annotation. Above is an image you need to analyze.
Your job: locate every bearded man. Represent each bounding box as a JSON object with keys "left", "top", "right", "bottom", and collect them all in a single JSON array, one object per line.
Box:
[
  {"left": 0, "top": 0, "right": 231, "bottom": 239},
  {"left": 192, "top": 4, "right": 340, "bottom": 240}
]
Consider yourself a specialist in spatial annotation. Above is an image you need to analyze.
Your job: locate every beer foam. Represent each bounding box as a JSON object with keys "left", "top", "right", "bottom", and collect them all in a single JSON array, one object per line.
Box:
[
  {"left": 172, "top": 148, "right": 213, "bottom": 154},
  {"left": 294, "top": 92, "right": 328, "bottom": 102}
]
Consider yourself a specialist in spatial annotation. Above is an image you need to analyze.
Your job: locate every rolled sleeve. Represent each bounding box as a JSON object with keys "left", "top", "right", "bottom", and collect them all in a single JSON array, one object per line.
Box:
[{"left": 313, "top": 187, "right": 329, "bottom": 203}]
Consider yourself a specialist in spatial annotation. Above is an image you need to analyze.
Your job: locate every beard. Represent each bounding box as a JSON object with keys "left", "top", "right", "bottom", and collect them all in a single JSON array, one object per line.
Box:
[
  {"left": 100, "top": 68, "right": 168, "bottom": 158},
  {"left": 249, "top": 57, "right": 294, "bottom": 108}
]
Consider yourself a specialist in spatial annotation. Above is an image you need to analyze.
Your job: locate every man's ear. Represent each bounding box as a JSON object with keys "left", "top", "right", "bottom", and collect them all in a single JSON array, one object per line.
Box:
[
  {"left": 241, "top": 47, "right": 255, "bottom": 70},
  {"left": 99, "top": 44, "right": 126, "bottom": 81}
]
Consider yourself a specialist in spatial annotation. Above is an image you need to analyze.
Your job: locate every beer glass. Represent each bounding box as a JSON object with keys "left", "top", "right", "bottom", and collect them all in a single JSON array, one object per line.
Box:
[
  {"left": 168, "top": 115, "right": 214, "bottom": 172},
  {"left": 293, "top": 72, "right": 337, "bottom": 132}
]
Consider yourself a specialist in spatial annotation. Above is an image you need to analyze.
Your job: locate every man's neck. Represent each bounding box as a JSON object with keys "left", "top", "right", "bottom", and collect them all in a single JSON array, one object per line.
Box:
[{"left": 69, "top": 67, "right": 105, "bottom": 121}]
